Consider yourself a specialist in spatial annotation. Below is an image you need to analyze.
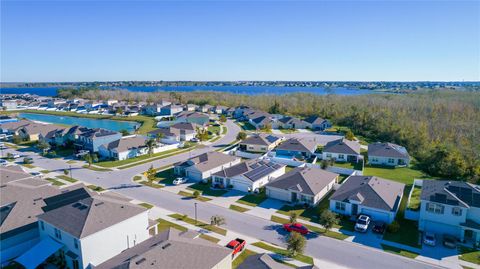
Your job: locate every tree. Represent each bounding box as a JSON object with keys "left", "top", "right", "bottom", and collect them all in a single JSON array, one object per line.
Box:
[
  {"left": 219, "top": 114, "right": 227, "bottom": 123},
  {"left": 210, "top": 215, "right": 226, "bottom": 226},
  {"left": 91, "top": 153, "right": 98, "bottom": 163},
  {"left": 145, "top": 139, "right": 157, "bottom": 156},
  {"left": 319, "top": 210, "right": 339, "bottom": 232},
  {"left": 289, "top": 212, "right": 298, "bottom": 224},
  {"left": 6, "top": 153, "right": 14, "bottom": 159},
  {"left": 268, "top": 100, "right": 281, "bottom": 114},
  {"left": 63, "top": 169, "right": 69, "bottom": 175},
  {"left": 196, "top": 128, "right": 209, "bottom": 141},
  {"left": 23, "top": 157, "right": 33, "bottom": 164},
  {"left": 193, "top": 190, "right": 200, "bottom": 198},
  {"left": 146, "top": 165, "right": 156, "bottom": 184},
  {"left": 262, "top": 123, "right": 272, "bottom": 132},
  {"left": 155, "top": 133, "right": 164, "bottom": 142},
  {"left": 320, "top": 159, "right": 333, "bottom": 169},
  {"left": 345, "top": 130, "right": 355, "bottom": 141},
  {"left": 115, "top": 107, "right": 124, "bottom": 115},
  {"left": 37, "top": 141, "right": 50, "bottom": 155},
  {"left": 286, "top": 231, "right": 306, "bottom": 257},
  {"left": 236, "top": 131, "right": 247, "bottom": 141},
  {"left": 120, "top": 129, "right": 130, "bottom": 136},
  {"left": 83, "top": 154, "right": 93, "bottom": 167}
]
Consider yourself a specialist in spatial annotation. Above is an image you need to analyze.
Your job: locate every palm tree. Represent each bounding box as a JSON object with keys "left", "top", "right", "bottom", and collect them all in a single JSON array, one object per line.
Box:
[
  {"left": 145, "top": 139, "right": 157, "bottom": 156},
  {"left": 155, "top": 133, "right": 164, "bottom": 142}
]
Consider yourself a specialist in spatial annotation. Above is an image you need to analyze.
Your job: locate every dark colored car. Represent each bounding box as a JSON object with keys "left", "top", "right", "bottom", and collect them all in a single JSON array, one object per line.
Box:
[
  {"left": 442, "top": 235, "right": 457, "bottom": 249},
  {"left": 372, "top": 221, "right": 386, "bottom": 234},
  {"left": 283, "top": 223, "right": 309, "bottom": 235},
  {"left": 226, "top": 238, "right": 246, "bottom": 257}
]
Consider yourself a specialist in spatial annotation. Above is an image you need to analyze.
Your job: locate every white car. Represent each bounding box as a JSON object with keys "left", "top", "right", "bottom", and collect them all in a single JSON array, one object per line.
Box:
[
  {"left": 173, "top": 177, "right": 187, "bottom": 185},
  {"left": 30, "top": 172, "right": 43, "bottom": 178},
  {"left": 12, "top": 154, "right": 21, "bottom": 159},
  {"left": 354, "top": 215, "right": 371, "bottom": 232},
  {"left": 0, "top": 159, "right": 8, "bottom": 166},
  {"left": 423, "top": 232, "right": 436, "bottom": 246}
]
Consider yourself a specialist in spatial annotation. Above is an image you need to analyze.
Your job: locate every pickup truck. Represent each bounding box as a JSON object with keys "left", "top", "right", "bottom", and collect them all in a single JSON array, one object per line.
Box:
[{"left": 226, "top": 238, "right": 245, "bottom": 257}]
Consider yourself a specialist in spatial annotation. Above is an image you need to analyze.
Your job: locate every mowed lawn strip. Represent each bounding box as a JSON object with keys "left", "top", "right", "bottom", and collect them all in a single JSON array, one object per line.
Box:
[
  {"left": 381, "top": 244, "right": 419, "bottom": 259},
  {"left": 177, "top": 191, "right": 212, "bottom": 202},
  {"left": 229, "top": 204, "right": 250, "bottom": 212},
  {"left": 55, "top": 175, "right": 78, "bottom": 183},
  {"left": 270, "top": 215, "right": 348, "bottom": 240},
  {"left": 169, "top": 213, "right": 227, "bottom": 236},
  {"left": 156, "top": 218, "right": 188, "bottom": 232},
  {"left": 232, "top": 249, "right": 257, "bottom": 269},
  {"left": 251, "top": 242, "right": 314, "bottom": 265},
  {"left": 236, "top": 193, "right": 267, "bottom": 207},
  {"left": 199, "top": 234, "right": 221, "bottom": 244},
  {"left": 46, "top": 178, "right": 66, "bottom": 186}
]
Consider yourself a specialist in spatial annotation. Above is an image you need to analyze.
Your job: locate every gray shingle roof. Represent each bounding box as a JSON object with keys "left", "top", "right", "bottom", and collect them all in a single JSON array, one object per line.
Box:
[
  {"left": 330, "top": 176, "right": 405, "bottom": 212},
  {"left": 241, "top": 134, "right": 282, "bottom": 146},
  {"left": 323, "top": 138, "right": 360, "bottom": 155},
  {"left": 304, "top": 116, "right": 327, "bottom": 125},
  {"left": 213, "top": 159, "right": 284, "bottom": 182},
  {"left": 176, "top": 151, "right": 239, "bottom": 173},
  {"left": 276, "top": 138, "right": 317, "bottom": 153},
  {"left": 368, "top": 142, "right": 409, "bottom": 159},
  {"left": 104, "top": 135, "right": 147, "bottom": 152},
  {"left": 237, "top": 254, "right": 291, "bottom": 269},
  {"left": 267, "top": 167, "right": 338, "bottom": 196},
  {"left": 95, "top": 228, "right": 232, "bottom": 269},
  {"left": 420, "top": 180, "right": 480, "bottom": 208},
  {"left": 37, "top": 196, "right": 147, "bottom": 238}
]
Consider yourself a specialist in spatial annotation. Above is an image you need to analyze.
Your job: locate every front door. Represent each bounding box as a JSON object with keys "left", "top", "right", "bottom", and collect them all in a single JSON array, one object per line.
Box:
[
  {"left": 465, "top": 229, "right": 474, "bottom": 240},
  {"left": 291, "top": 192, "right": 297, "bottom": 203},
  {"left": 352, "top": 204, "right": 358, "bottom": 216}
]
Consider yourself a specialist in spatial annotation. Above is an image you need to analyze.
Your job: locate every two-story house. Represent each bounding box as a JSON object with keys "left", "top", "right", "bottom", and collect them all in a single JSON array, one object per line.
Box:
[
  {"left": 75, "top": 128, "right": 122, "bottom": 153},
  {"left": 418, "top": 180, "right": 480, "bottom": 244}
]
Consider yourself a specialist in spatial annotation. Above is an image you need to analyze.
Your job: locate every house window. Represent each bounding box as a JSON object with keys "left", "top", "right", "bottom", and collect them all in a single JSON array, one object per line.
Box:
[
  {"left": 301, "top": 195, "right": 313, "bottom": 204},
  {"left": 326, "top": 153, "right": 332, "bottom": 158},
  {"left": 371, "top": 157, "right": 378, "bottom": 162},
  {"left": 74, "top": 238, "right": 79, "bottom": 249},
  {"left": 54, "top": 228, "right": 62, "bottom": 240},
  {"left": 335, "top": 201, "right": 346, "bottom": 211},
  {"left": 452, "top": 207, "right": 462, "bottom": 216},
  {"left": 388, "top": 158, "right": 395, "bottom": 164},
  {"left": 426, "top": 203, "right": 444, "bottom": 214},
  {"left": 40, "top": 221, "right": 44, "bottom": 230},
  {"left": 338, "top": 154, "right": 345, "bottom": 160},
  {"left": 261, "top": 147, "right": 267, "bottom": 151}
]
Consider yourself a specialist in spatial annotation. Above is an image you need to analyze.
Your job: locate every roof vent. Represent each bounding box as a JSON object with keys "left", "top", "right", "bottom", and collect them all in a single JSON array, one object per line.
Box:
[
  {"left": 162, "top": 243, "right": 171, "bottom": 250},
  {"left": 94, "top": 202, "right": 105, "bottom": 206},
  {"left": 135, "top": 258, "right": 146, "bottom": 265}
]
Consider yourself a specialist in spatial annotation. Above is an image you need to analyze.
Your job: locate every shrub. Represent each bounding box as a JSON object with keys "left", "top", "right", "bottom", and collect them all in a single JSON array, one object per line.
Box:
[
  {"left": 193, "top": 190, "right": 200, "bottom": 198},
  {"left": 63, "top": 169, "right": 69, "bottom": 175},
  {"left": 387, "top": 221, "right": 400, "bottom": 233}
]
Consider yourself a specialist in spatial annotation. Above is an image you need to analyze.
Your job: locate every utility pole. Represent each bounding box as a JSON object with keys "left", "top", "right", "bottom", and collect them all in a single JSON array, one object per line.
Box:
[
  {"left": 194, "top": 202, "right": 198, "bottom": 225},
  {"left": 69, "top": 165, "right": 73, "bottom": 180}
]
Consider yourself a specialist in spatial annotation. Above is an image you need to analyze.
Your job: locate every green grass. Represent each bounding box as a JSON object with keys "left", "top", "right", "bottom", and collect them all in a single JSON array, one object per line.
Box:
[
  {"left": 285, "top": 166, "right": 295, "bottom": 173},
  {"left": 270, "top": 215, "right": 349, "bottom": 240},
  {"left": 199, "top": 234, "right": 221, "bottom": 244},
  {"left": 252, "top": 242, "right": 314, "bottom": 264},
  {"left": 208, "top": 125, "right": 221, "bottom": 135},
  {"left": 66, "top": 160, "right": 77, "bottom": 164},
  {"left": 87, "top": 184, "right": 105, "bottom": 192},
  {"left": 39, "top": 170, "right": 50, "bottom": 174},
  {"left": 20, "top": 163, "right": 35, "bottom": 168},
  {"left": 232, "top": 249, "right": 257, "bottom": 269},
  {"left": 96, "top": 148, "right": 182, "bottom": 168},
  {"left": 133, "top": 175, "right": 143, "bottom": 181},
  {"left": 178, "top": 191, "right": 212, "bottom": 201},
  {"left": 156, "top": 218, "right": 188, "bottom": 232},
  {"left": 169, "top": 213, "right": 227, "bottom": 235},
  {"left": 279, "top": 128, "right": 297, "bottom": 134},
  {"left": 338, "top": 175, "right": 349, "bottom": 183},
  {"left": 363, "top": 165, "right": 431, "bottom": 185},
  {"left": 381, "top": 244, "right": 419, "bottom": 259},
  {"left": 459, "top": 247, "right": 480, "bottom": 265},
  {"left": 55, "top": 175, "right": 78, "bottom": 183},
  {"left": 236, "top": 192, "right": 267, "bottom": 207},
  {"left": 140, "top": 181, "right": 164, "bottom": 189},
  {"left": 82, "top": 165, "right": 112, "bottom": 171},
  {"left": 229, "top": 204, "right": 250, "bottom": 212},
  {"left": 407, "top": 186, "right": 422, "bottom": 211},
  {"left": 46, "top": 178, "right": 66, "bottom": 186},
  {"left": 187, "top": 182, "right": 228, "bottom": 197},
  {"left": 138, "top": 202, "right": 154, "bottom": 209},
  {"left": 222, "top": 126, "right": 227, "bottom": 134},
  {"left": 118, "top": 147, "right": 195, "bottom": 169}
]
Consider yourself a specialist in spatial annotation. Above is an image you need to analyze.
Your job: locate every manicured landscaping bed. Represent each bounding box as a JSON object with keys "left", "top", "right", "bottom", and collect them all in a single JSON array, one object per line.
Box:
[
  {"left": 169, "top": 213, "right": 227, "bottom": 235},
  {"left": 232, "top": 249, "right": 257, "bottom": 269},
  {"left": 199, "top": 234, "right": 221, "bottom": 244},
  {"left": 229, "top": 204, "right": 250, "bottom": 212},
  {"left": 459, "top": 247, "right": 480, "bottom": 265},
  {"left": 236, "top": 193, "right": 267, "bottom": 207},
  {"left": 178, "top": 191, "right": 212, "bottom": 202},
  {"left": 381, "top": 244, "right": 419, "bottom": 259},
  {"left": 187, "top": 182, "right": 228, "bottom": 197},
  {"left": 252, "top": 241, "right": 314, "bottom": 264},
  {"left": 156, "top": 218, "right": 188, "bottom": 232},
  {"left": 270, "top": 215, "right": 349, "bottom": 240},
  {"left": 407, "top": 186, "right": 422, "bottom": 211},
  {"left": 138, "top": 202, "right": 154, "bottom": 209},
  {"left": 55, "top": 175, "right": 78, "bottom": 183}
]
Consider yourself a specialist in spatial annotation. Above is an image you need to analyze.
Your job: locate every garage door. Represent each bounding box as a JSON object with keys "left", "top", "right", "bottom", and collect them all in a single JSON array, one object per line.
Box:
[
  {"left": 266, "top": 187, "right": 290, "bottom": 202},
  {"left": 360, "top": 208, "right": 391, "bottom": 223},
  {"left": 232, "top": 180, "right": 251, "bottom": 192},
  {"left": 423, "top": 220, "right": 459, "bottom": 236},
  {"left": 187, "top": 171, "right": 202, "bottom": 182}
]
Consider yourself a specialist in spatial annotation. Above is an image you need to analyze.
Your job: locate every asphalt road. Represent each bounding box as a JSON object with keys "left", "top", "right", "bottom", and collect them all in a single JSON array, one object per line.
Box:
[{"left": 2, "top": 119, "right": 441, "bottom": 269}]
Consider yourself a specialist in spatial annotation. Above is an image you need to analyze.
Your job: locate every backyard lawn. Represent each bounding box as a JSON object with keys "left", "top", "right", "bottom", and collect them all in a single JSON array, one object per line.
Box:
[
  {"left": 187, "top": 182, "right": 228, "bottom": 197},
  {"left": 232, "top": 249, "right": 257, "bottom": 269},
  {"left": 363, "top": 165, "right": 430, "bottom": 185},
  {"left": 330, "top": 161, "right": 363, "bottom": 171},
  {"left": 236, "top": 192, "right": 267, "bottom": 207}
]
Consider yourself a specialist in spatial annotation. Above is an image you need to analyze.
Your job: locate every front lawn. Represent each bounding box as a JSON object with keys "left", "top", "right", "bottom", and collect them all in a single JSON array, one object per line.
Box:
[
  {"left": 279, "top": 128, "right": 297, "bottom": 134},
  {"left": 169, "top": 213, "right": 227, "bottom": 235},
  {"left": 178, "top": 191, "right": 212, "bottom": 202},
  {"left": 381, "top": 244, "right": 419, "bottom": 259},
  {"left": 208, "top": 125, "right": 221, "bottom": 136},
  {"left": 187, "top": 182, "right": 228, "bottom": 197},
  {"left": 154, "top": 168, "right": 175, "bottom": 185},
  {"left": 138, "top": 202, "right": 154, "bottom": 209},
  {"left": 459, "top": 247, "right": 480, "bottom": 265},
  {"left": 156, "top": 218, "right": 188, "bottom": 232},
  {"left": 251, "top": 242, "right": 313, "bottom": 264},
  {"left": 236, "top": 192, "right": 267, "bottom": 207},
  {"left": 270, "top": 215, "right": 349, "bottom": 240},
  {"left": 229, "top": 204, "right": 250, "bottom": 212},
  {"left": 140, "top": 181, "right": 164, "bottom": 189},
  {"left": 232, "top": 249, "right": 257, "bottom": 269},
  {"left": 363, "top": 165, "right": 430, "bottom": 185}
]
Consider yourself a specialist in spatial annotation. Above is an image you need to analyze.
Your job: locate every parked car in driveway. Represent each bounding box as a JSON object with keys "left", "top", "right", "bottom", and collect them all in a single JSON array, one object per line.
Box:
[
  {"left": 190, "top": 138, "right": 199, "bottom": 143},
  {"left": 30, "top": 171, "right": 43, "bottom": 178},
  {"left": 355, "top": 215, "right": 371, "bottom": 233},
  {"left": 173, "top": 177, "right": 187, "bottom": 185},
  {"left": 442, "top": 234, "right": 457, "bottom": 248},
  {"left": 372, "top": 221, "right": 386, "bottom": 234},
  {"left": 0, "top": 159, "right": 7, "bottom": 166},
  {"left": 226, "top": 238, "right": 245, "bottom": 257},
  {"left": 423, "top": 232, "right": 436, "bottom": 246},
  {"left": 283, "top": 223, "right": 309, "bottom": 235}
]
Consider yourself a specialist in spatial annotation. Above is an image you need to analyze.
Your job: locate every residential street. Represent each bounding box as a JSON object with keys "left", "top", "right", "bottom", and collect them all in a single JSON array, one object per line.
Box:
[{"left": 2, "top": 119, "right": 442, "bottom": 269}]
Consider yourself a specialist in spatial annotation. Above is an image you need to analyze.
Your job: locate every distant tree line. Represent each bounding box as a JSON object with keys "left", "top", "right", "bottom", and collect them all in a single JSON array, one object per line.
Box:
[{"left": 58, "top": 89, "right": 480, "bottom": 183}]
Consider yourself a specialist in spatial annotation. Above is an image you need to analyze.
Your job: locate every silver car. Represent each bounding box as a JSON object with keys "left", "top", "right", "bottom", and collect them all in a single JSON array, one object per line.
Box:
[{"left": 423, "top": 232, "right": 436, "bottom": 246}]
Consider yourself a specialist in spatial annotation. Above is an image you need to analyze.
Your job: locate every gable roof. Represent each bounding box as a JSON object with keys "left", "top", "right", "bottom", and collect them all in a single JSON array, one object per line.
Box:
[
  {"left": 323, "top": 138, "right": 360, "bottom": 155},
  {"left": 237, "top": 254, "right": 291, "bottom": 269},
  {"left": 330, "top": 176, "right": 405, "bottom": 212},
  {"left": 267, "top": 167, "right": 338, "bottom": 196},
  {"left": 279, "top": 116, "right": 306, "bottom": 125},
  {"left": 37, "top": 196, "right": 147, "bottom": 238},
  {"left": 78, "top": 127, "right": 119, "bottom": 139},
  {"left": 276, "top": 138, "right": 317, "bottom": 153},
  {"left": 304, "top": 116, "right": 328, "bottom": 125},
  {"left": 171, "top": 122, "right": 198, "bottom": 132},
  {"left": 368, "top": 142, "right": 409, "bottom": 159},
  {"left": 241, "top": 134, "right": 282, "bottom": 146},
  {"left": 0, "top": 119, "right": 32, "bottom": 131},
  {"left": 213, "top": 159, "right": 284, "bottom": 182},
  {"left": 420, "top": 180, "right": 480, "bottom": 208},
  {"left": 175, "top": 151, "right": 239, "bottom": 173},
  {"left": 103, "top": 135, "right": 147, "bottom": 152},
  {"left": 95, "top": 228, "right": 231, "bottom": 269},
  {"left": 176, "top": 111, "right": 209, "bottom": 120}
]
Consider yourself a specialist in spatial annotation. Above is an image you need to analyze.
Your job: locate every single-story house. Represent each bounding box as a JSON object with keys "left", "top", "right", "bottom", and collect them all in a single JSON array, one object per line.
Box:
[
  {"left": 304, "top": 116, "right": 331, "bottom": 131},
  {"left": 275, "top": 138, "right": 318, "bottom": 159},
  {"left": 98, "top": 135, "right": 149, "bottom": 160},
  {"left": 418, "top": 180, "right": 480, "bottom": 245},
  {"left": 174, "top": 151, "right": 241, "bottom": 182},
  {"left": 278, "top": 116, "right": 309, "bottom": 130},
  {"left": 322, "top": 138, "right": 361, "bottom": 163},
  {"left": 237, "top": 253, "right": 292, "bottom": 269},
  {"left": 368, "top": 142, "right": 410, "bottom": 167},
  {"left": 212, "top": 159, "right": 285, "bottom": 192},
  {"left": 19, "top": 123, "right": 66, "bottom": 142},
  {"left": 185, "top": 104, "right": 199, "bottom": 111},
  {"left": 148, "top": 122, "right": 198, "bottom": 143},
  {"left": 266, "top": 167, "right": 338, "bottom": 206},
  {"left": 329, "top": 176, "right": 405, "bottom": 223},
  {"left": 238, "top": 134, "right": 284, "bottom": 153},
  {"left": 246, "top": 111, "right": 273, "bottom": 129}
]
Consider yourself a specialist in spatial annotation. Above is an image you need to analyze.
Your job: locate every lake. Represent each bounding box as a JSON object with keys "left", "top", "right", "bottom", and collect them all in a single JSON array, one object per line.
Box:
[
  {"left": 18, "top": 113, "right": 139, "bottom": 132},
  {"left": 1, "top": 86, "right": 382, "bottom": 97}
]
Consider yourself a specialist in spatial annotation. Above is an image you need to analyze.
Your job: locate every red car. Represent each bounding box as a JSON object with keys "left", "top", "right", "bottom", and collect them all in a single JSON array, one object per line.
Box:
[
  {"left": 283, "top": 223, "right": 309, "bottom": 235},
  {"left": 226, "top": 238, "right": 246, "bottom": 257}
]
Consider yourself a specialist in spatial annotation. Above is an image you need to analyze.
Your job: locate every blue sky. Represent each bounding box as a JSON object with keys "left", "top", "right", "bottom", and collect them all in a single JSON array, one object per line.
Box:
[{"left": 1, "top": 1, "right": 479, "bottom": 82}]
